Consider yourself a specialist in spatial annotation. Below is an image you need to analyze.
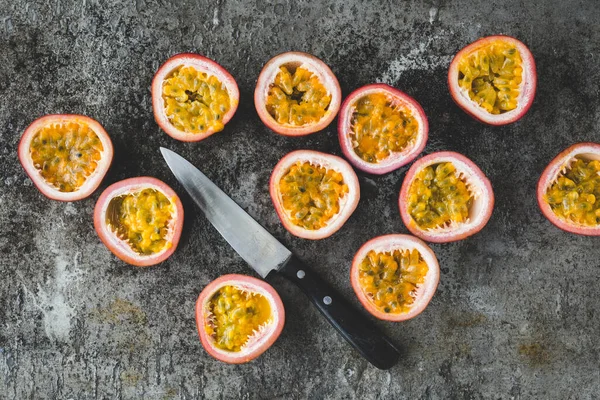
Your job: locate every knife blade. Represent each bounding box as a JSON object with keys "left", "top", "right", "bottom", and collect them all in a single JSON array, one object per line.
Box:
[
  {"left": 161, "top": 147, "right": 400, "bottom": 369},
  {"left": 160, "top": 147, "right": 291, "bottom": 278}
]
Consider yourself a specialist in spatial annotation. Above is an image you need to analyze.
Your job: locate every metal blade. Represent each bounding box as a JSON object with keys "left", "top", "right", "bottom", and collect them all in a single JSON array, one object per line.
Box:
[{"left": 160, "top": 147, "right": 291, "bottom": 278}]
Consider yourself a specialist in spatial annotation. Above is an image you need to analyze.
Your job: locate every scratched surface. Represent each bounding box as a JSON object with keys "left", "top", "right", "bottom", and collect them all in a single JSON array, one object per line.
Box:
[{"left": 1, "top": 0, "right": 599, "bottom": 399}]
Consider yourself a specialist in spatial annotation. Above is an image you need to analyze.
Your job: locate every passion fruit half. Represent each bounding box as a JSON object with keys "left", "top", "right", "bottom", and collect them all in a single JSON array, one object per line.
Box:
[
  {"left": 94, "top": 177, "right": 184, "bottom": 266},
  {"left": 537, "top": 143, "right": 600, "bottom": 235},
  {"left": 152, "top": 53, "right": 240, "bottom": 142},
  {"left": 196, "top": 274, "right": 285, "bottom": 364},
  {"left": 351, "top": 234, "right": 439, "bottom": 321},
  {"left": 18, "top": 114, "right": 113, "bottom": 201},
  {"left": 270, "top": 150, "right": 360, "bottom": 239},
  {"left": 448, "top": 35, "right": 536, "bottom": 125},
  {"left": 254, "top": 52, "right": 342, "bottom": 136},
  {"left": 399, "top": 152, "right": 494, "bottom": 243},
  {"left": 338, "top": 84, "right": 429, "bottom": 174}
]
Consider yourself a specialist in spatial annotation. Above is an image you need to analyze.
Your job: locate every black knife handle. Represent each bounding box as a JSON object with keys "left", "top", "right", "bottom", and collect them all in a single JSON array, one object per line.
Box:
[{"left": 277, "top": 255, "right": 400, "bottom": 370}]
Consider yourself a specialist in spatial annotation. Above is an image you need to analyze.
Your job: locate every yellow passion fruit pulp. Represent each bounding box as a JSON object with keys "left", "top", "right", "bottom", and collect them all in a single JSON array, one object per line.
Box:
[
  {"left": 162, "top": 66, "right": 232, "bottom": 135},
  {"left": 205, "top": 285, "right": 272, "bottom": 352},
  {"left": 351, "top": 93, "right": 420, "bottom": 164},
  {"left": 458, "top": 41, "right": 523, "bottom": 114},
  {"left": 545, "top": 157, "right": 600, "bottom": 226},
  {"left": 266, "top": 66, "right": 331, "bottom": 127},
  {"left": 407, "top": 162, "right": 473, "bottom": 230},
  {"left": 106, "top": 188, "right": 174, "bottom": 255},
  {"left": 279, "top": 161, "right": 349, "bottom": 230},
  {"left": 29, "top": 121, "right": 103, "bottom": 193},
  {"left": 358, "top": 248, "right": 429, "bottom": 315}
]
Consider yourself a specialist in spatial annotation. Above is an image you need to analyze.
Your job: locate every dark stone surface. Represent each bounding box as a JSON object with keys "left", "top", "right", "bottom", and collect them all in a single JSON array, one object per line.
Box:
[{"left": 1, "top": 0, "right": 599, "bottom": 398}]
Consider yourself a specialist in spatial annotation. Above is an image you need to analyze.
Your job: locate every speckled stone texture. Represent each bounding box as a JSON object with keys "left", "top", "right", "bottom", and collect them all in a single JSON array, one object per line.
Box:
[{"left": 1, "top": 0, "right": 599, "bottom": 399}]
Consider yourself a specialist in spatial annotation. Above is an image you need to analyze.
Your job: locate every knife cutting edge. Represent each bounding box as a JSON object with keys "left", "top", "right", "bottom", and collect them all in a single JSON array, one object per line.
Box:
[{"left": 160, "top": 147, "right": 400, "bottom": 369}]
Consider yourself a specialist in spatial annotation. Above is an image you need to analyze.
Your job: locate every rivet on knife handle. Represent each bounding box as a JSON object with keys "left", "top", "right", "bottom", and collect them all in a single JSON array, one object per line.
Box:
[{"left": 278, "top": 255, "right": 400, "bottom": 370}]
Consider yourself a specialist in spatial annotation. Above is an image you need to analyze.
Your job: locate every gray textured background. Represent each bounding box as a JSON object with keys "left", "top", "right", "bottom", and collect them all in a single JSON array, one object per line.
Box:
[{"left": 1, "top": 0, "right": 599, "bottom": 399}]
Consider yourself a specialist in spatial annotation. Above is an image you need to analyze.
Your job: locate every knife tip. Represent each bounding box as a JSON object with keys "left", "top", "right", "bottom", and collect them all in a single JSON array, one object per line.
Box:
[{"left": 159, "top": 147, "right": 171, "bottom": 158}]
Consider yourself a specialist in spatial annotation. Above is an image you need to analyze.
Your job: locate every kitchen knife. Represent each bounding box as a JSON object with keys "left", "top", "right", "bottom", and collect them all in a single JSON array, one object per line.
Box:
[{"left": 160, "top": 147, "right": 400, "bottom": 369}]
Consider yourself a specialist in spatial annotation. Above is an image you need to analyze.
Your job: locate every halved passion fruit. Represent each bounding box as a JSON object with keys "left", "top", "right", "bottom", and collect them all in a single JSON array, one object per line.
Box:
[
  {"left": 270, "top": 150, "right": 360, "bottom": 239},
  {"left": 18, "top": 114, "right": 113, "bottom": 201},
  {"left": 338, "top": 84, "right": 429, "bottom": 175},
  {"left": 152, "top": 53, "right": 240, "bottom": 142},
  {"left": 537, "top": 143, "right": 600, "bottom": 235},
  {"left": 448, "top": 35, "right": 536, "bottom": 125},
  {"left": 399, "top": 152, "right": 494, "bottom": 243},
  {"left": 254, "top": 52, "right": 342, "bottom": 136},
  {"left": 196, "top": 274, "right": 285, "bottom": 364},
  {"left": 94, "top": 177, "right": 184, "bottom": 266},
  {"left": 351, "top": 234, "right": 439, "bottom": 321}
]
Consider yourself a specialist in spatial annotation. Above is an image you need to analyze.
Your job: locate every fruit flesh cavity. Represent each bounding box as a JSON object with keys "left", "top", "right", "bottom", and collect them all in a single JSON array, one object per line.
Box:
[
  {"left": 351, "top": 93, "right": 419, "bottom": 163},
  {"left": 358, "top": 249, "right": 428, "bottom": 314},
  {"left": 162, "top": 66, "right": 231, "bottom": 134},
  {"left": 266, "top": 66, "right": 331, "bottom": 126},
  {"left": 458, "top": 40, "right": 523, "bottom": 114},
  {"left": 106, "top": 188, "right": 174, "bottom": 255},
  {"left": 205, "top": 285, "right": 272, "bottom": 352},
  {"left": 29, "top": 121, "right": 103, "bottom": 192},
  {"left": 278, "top": 161, "right": 348, "bottom": 230},
  {"left": 407, "top": 162, "right": 473, "bottom": 229},
  {"left": 545, "top": 157, "right": 600, "bottom": 226}
]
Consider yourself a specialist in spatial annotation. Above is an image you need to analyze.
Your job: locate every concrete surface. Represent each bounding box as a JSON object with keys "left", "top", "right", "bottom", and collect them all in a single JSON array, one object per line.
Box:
[{"left": 1, "top": 0, "right": 599, "bottom": 399}]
